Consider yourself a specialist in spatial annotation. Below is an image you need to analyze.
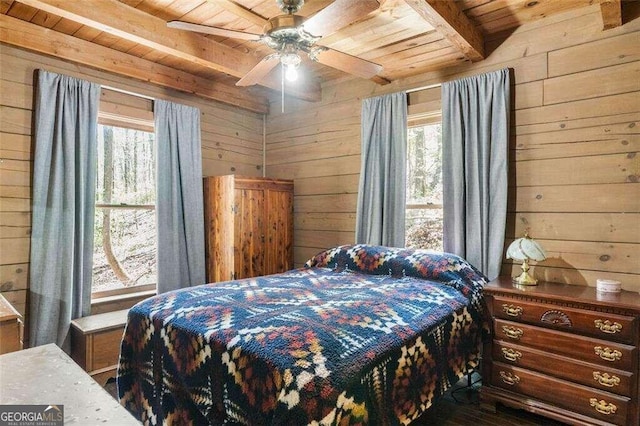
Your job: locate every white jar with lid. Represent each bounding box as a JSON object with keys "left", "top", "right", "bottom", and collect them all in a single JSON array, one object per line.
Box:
[{"left": 596, "top": 279, "right": 621, "bottom": 293}]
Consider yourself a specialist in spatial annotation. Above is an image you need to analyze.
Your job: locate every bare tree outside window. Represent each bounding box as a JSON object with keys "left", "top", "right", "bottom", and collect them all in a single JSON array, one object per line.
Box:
[
  {"left": 93, "top": 125, "right": 156, "bottom": 294},
  {"left": 405, "top": 123, "right": 443, "bottom": 251}
]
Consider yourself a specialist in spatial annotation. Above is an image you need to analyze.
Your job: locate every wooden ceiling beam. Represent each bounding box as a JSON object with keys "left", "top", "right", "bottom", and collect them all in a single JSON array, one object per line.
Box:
[
  {"left": 404, "top": 0, "right": 485, "bottom": 62},
  {"left": 0, "top": 14, "right": 269, "bottom": 113},
  {"left": 214, "top": 0, "right": 268, "bottom": 28},
  {"left": 599, "top": 0, "right": 622, "bottom": 30},
  {"left": 18, "top": 0, "right": 321, "bottom": 102},
  {"left": 0, "top": 1, "right": 15, "bottom": 14}
]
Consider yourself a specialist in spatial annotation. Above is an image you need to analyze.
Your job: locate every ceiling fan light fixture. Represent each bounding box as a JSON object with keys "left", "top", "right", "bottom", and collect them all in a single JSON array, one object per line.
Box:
[
  {"left": 280, "top": 50, "right": 301, "bottom": 82},
  {"left": 284, "top": 64, "right": 298, "bottom": 82},
  {"left": 297, "top": 27, "right": 320, "bottom": 44},
  {"left": 308, "top": 46, "right": 327, "bottom": 62}
]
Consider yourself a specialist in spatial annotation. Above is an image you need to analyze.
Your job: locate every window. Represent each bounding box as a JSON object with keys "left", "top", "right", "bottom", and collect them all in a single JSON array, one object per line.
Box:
[
  {"left": 92, "top": 124, "right": 156, "bottom": 297},
  {"left": 405, "top": 122, "right": 443, "bottom": 251}
]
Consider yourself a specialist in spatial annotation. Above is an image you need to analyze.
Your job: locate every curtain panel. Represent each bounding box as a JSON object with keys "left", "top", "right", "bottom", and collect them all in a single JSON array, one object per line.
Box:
[
  {"left": 154, "top": 99, "right": 206, "bottom": 293},
  {"left": 29, "top": 70, "right": 101, "bottom": 349},
  {"left": 442, "top": 68, "right": 510, "bottom": 280},
  {"left": 355, "top": 92, "right": 408, "bottom": 247}
]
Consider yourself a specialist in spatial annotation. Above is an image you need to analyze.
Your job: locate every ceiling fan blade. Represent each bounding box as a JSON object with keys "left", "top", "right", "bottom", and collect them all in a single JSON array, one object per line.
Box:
[
  {"left": 314, "top": 48, "right": 383, "bottom": 80},
  {"left": 303, "top": 0, "right": 381, "bottom": 37},
  {"left": 167, "top": 21, "right": 261, "bottom": 41},
  {"left": 236, "top": 55, "right": 280, "bottom": 87}
]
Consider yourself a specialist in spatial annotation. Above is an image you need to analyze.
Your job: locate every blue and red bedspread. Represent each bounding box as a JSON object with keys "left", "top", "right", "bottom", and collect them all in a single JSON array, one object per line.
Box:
[{"left": 117, "top": 245, "right": 487, "bottom": 425}]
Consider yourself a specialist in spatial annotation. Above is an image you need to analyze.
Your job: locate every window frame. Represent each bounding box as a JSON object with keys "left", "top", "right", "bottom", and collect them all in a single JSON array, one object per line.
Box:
[
  {"left": 405, "top": 121, "right": 444, "bottom": 251},
  {"left": 405, "top": 86, "right": 443, "bottom": 250},
  {"left": 92, "top": 90, "right": 156, "bottom": 302}
]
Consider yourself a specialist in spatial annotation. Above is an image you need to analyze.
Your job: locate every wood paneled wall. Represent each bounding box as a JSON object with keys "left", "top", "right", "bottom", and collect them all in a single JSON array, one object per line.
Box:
[
  {"left": 266, "top": 5, "right": 640, "bottom": 292},
  {"left": 0, "top": 44, "right": 265, "bottom": 340},
  {"left": 0, "top": 4, "right": 638, "bottom": 344}
]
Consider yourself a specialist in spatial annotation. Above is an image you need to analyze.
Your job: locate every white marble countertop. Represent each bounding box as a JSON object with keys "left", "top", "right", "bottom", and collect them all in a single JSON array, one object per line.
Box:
[{"left": 0, "top": 343, "right": 140, "bottom": 425}]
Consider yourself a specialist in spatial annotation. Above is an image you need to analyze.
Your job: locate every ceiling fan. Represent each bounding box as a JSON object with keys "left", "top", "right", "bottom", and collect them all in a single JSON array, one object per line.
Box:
[{"left": 167, "top": 0, "right": 386, "bottom": 87}]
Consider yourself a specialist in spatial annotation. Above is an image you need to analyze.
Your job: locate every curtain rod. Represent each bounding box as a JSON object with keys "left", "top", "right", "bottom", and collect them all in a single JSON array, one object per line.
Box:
[
  {"left": 406, "top": 82, "right": 441, "bottom": 94},
  {"left": 364, "top": 81, "right": 442, "bottom": 101},
  {"left": 102, "top": 84, "right": 155, "bottom": 101}
]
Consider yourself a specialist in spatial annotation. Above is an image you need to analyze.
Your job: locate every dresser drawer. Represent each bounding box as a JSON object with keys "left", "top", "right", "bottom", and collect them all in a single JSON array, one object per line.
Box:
[
  {"left": 492, "top": 295, "right": 637, "bottom": 344},
  {"left": 493, "top": 340, "right": 634, "bottom": 397},
  {"left": 0, "top": 318, "right": 22, "bottom": 354},
  {"left": 0, "top": 294, "right": 22, "bottom": 354},
  {"left": 492, "top": 362, "right": 630, "bottom": 426},
  {"left": 494, "top": 318, "right": 636, "bottom": 371},
  {"left": 91, "top": 327, "right": 124, "bottom": 371}
]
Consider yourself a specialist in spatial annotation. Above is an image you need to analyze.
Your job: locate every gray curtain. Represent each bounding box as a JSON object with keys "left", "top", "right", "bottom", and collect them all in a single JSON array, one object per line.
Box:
[
  {"left": 155, "top": 99, "right": 206, "bottom": 293},
  {"left": 29, "top": 70, "right": 100, "bottom": 350},
  {"left": 442, "top": 68, "right": 510, "bottom": 280},
  {"left": 355, "top": 92, "right": 407, "bottom": 247}
]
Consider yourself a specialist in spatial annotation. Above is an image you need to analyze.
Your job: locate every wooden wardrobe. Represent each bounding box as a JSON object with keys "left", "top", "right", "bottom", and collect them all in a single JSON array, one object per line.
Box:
[{"left": 203, "top": 175, "right": 294, "bottom": 283}]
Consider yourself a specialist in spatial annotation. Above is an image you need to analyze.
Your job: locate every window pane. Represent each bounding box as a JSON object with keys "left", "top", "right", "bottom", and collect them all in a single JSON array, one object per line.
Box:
[
  {"left": 96, "top": 126, "right": 155, "bottom": 205},
  {"left": 405, "top": 123, "right": 443, "bottom": 251},
  {"left": 93, "top": 125, "right": 156, "bottom": 294},
  {"left": 406, "top": 124, "right": 442, "bottom": 205},
  {"left": 406, "top": 209, "right": 443, "bottom": 252},
  {"left": 93, "top": 208, "right": 157, "bottom": 293}
]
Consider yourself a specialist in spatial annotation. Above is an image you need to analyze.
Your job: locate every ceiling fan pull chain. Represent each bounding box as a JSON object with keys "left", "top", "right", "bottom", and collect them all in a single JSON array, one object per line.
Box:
[{"left": 281, "top": 62, "right": 285, "bottom": 114}]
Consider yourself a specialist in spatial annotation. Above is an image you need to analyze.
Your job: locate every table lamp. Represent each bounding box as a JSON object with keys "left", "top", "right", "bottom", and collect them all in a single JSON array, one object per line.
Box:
[{"left": 506, "top": 232, "right": 547, "bottom": 285}]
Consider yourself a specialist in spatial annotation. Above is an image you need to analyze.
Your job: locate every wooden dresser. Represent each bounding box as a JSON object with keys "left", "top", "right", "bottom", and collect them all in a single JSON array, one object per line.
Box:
[
  {"left": 0, "top": 293, "right": 22, "bottom": 354},
  {"left": 481, "top": 277, "right": 640, "bottom": 426},
  {"left": 0, "top": 344, "right": 139, "bottom": 424},
  {"left": 203, "top": 175, "right": 294, "bottom": 283}
]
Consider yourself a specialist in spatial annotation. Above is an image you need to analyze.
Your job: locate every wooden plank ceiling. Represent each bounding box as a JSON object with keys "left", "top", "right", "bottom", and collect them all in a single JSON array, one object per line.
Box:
[{"left": 0, "top": 0, "right": 614, "bottom": 113}]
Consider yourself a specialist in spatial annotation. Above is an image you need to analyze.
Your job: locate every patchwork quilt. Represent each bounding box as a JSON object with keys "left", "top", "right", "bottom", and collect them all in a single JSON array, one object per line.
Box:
[{"left": 117, "top": 244, "right": 487, "bottom": 425}]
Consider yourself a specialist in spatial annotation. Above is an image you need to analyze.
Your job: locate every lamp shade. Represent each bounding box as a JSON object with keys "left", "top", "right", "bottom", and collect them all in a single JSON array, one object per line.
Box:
[
  {"left": 506, "top": 234, "right": 546, "bottom": 286},
  {"left": 506, "top": 236, "right": 547, "bottom": 262}
]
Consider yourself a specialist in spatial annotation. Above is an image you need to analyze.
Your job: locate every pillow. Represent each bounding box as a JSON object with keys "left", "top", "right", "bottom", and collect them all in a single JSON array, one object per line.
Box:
[{"left": 305, "top": 244, "right": 487, "bottom": 299}]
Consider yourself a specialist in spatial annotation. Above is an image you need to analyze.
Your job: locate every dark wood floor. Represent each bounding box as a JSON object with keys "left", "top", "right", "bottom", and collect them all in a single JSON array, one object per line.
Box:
[
  {"left": 106, "top": 374, "right": 567, "bottom": 425},
  {"left": 415, "top": 374, "right": 566, "bottom": 425}
]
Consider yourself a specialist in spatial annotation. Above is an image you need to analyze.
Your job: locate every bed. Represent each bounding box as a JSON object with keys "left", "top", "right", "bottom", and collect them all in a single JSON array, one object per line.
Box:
[{"left": 117, "top": 244, "right": 487, "bottom": 425}]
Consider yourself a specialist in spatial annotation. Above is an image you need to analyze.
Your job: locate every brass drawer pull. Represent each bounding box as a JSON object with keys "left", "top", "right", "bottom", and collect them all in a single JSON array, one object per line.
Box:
[
  {"left": 594, "top": 346, "right": 622, "bottom": 362},
  {"left": 501, "top": 347, "right": 522, "bottom": 362},
  {"left": 593, "top": 371, "right": 620, "bottom": 388},
  {"left": 589, "top": 398, "right": 617, "bottom": 415},
  {"left": 594, "top": 319, "right": 622, "bottom": 334},
  {"left": 502, "top": 304, "right": 523, "bottom": 317},
  {"left": 502, "top": 325, "right": 524, "bottom": 340},
  {"left": 499, "top": 371, "right": 520, "bottom": 386}
]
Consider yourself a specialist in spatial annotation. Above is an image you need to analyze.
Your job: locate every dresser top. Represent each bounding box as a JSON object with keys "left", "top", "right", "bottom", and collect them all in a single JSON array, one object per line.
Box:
[
  {"left": 0, "top": 344, "right": 139, "bottom": 424},
  {"left": 486, "top": 276, "right": 640, "bottom": 312}
]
